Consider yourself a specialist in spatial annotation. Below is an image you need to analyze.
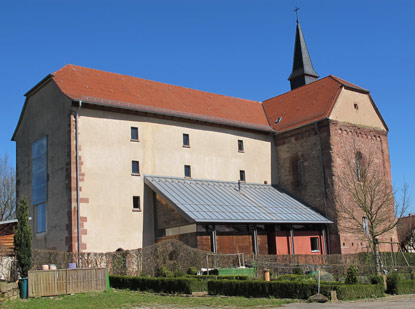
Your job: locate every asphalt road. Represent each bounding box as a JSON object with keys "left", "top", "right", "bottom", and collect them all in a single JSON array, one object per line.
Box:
[{"left": 284, "top": 294, "right": 415, "bottom": 308}]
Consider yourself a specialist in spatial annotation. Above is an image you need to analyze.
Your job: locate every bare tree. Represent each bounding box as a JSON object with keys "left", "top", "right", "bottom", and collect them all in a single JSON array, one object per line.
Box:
[
  {"left": 397, "top": 212, "right": 415, "bottom": 252},
  {"left": 334, "top": 149, "right": 409, "bottom": 273},
  {"left": 0, "top": 154, "right": 16, "bottom": 221}
]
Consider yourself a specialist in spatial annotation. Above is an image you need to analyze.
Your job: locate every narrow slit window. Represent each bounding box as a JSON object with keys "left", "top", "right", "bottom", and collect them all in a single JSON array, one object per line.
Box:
[
  {"left": 355, "top": 151, "right": 363, "bottom": 182},
  {"left": 239, "top": 170, "right": 246, "bottom": 182},
  {"left": 183, "top": 134, "right": 190, "bottom": 147},
  {"left": 132, "top": 161, "right": 140, "bottom": 175},
  {"left": 133, "top": 196, "right": 140, "bottom": 210},
  {"left": 298, "top": 160, "right": 305, "bottom": 187},
  {"left": 238, "top": 140, "right": 244, "bottom": 152},
  {"left": 131, "top": 127, "right": 139, "bottom": 141},
  {"left": 184, "top": 165, "right": 191, "bottom": 178},
  {"left": 310, "top": 237, "right": 320, "bottom": 252}
]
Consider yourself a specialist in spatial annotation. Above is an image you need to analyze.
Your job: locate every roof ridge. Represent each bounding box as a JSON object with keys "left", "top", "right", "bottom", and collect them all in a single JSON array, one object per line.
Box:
[
  {"left": 328, "top": 75, "right": 369, "bottom": 93},
  {"left": 54, "top": 64, "right": 260, "bottom": 104},
  {"left": 263, "top": 75, "right": 333, "bottom": 103}
]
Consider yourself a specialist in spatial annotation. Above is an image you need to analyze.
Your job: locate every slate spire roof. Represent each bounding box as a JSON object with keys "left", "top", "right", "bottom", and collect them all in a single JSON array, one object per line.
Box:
[{"left": 288, "top": 21, "right": 319, "bottom": 90}]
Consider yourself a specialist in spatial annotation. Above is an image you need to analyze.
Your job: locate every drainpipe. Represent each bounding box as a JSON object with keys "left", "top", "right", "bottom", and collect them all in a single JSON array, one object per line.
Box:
[
  {"left": 314, "top": 122, "right": 331, "bottom": 254},
  {"left": 290, "top": 226, "right": 295, "bottom": 256},
  {"left": 211, "top": 225, "right": 217, "bottom": 253},
  {"left": 75, "top": 100, "right": 82, "bottom": 267}
]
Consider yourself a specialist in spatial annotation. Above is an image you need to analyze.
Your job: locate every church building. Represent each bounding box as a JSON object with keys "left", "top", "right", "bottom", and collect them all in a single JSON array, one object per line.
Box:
[{"left": 12, "top": 21, "right": 397, "bottom": 255}]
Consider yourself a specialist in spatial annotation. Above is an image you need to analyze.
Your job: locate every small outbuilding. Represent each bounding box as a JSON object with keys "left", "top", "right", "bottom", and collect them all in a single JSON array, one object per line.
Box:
[{"left": 146, "top": 176, "right": 331, "bottom": 255}]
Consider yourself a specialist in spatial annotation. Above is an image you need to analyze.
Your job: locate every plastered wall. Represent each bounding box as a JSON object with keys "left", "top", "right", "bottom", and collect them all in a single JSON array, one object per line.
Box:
[
  {"left": 77, "top": 108, "right": 274, "bottom": 252},
  {"left": 14, "top": 81, "right": 72, "bottom": 251}
]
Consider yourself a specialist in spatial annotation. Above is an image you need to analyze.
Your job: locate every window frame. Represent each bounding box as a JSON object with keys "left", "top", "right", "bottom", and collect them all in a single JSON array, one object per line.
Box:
[
  {"left": 183, "top": 133, "right": 190, "bottom": 148},
  {"left": 238, "top": 140, "right": 244, "bottom": 152},
  {"left": 130, "top": 127, "right": 139, "bottom": 141},
  {"left": 184, "top": 165, "right": 191, "bottom": 178},
  {"left": 32, "top": 136, "right": 48, "bottom": 234},
  {"left": 132, "top": 196, "right": 141, "bottom": 212},
  {"left": 310, "top": 237, "right": 320, "bottom": 253},
  {"left": 132, "top": 160, "right": 140, "bottom": 175},
  {"left": 239, "top": 170, "right": 246, "bottom": 182}
]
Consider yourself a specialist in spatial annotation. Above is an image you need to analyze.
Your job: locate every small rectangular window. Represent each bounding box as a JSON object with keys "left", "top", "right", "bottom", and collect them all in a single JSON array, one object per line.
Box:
[
  {"left": 131, "top": 127, "right": 139, "bottom": 141},
  {"left": 239, "top": 170, "right": 246, "bottom": 182},
  {"left": 132, "top": 161, "right": 140, "bottom": 175},
  {"left": 310, "top": 237, "right": 320, "bottom": 252},
  {"left": 238, "top": 140, "right": 244, "bottom": 152},
  {"left": 184, "top": 165, "right": 191, "bottom": 178},
  {"left": 183, "top": 133, "right": 190, "bottom": 147},
  {"left": 133, "top": 196, "right": 140, "bottom": 211},
  {"left": 36, "top": 203, "right": 46, "bottom": 233}
]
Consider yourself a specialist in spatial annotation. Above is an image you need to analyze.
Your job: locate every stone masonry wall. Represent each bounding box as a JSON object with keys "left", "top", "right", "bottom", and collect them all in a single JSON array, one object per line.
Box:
[{"left": 329, "top": 121, "right": 398, "bottom": 254}]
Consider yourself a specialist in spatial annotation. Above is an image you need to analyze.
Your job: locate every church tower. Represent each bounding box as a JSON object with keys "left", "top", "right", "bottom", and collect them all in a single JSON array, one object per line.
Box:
[
  {"left": 288, "top": 20, "right": 319, "bottom": 90},
  {"left": 263, "top": 18, "right": 398, "bottom": 255}
]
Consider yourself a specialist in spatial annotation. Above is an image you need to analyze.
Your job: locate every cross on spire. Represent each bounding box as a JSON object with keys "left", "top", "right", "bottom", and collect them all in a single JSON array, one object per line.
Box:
[{"left": 294, "top": 6, "right": 300, "bottom": 23}]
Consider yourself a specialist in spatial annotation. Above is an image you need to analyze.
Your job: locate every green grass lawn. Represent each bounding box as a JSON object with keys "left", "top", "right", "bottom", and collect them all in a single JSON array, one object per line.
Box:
[{"left": 2, "top": 289, "right": 293, "bottom": 308}]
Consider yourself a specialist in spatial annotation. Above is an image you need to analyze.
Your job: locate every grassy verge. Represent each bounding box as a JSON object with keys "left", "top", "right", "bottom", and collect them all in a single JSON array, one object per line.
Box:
[{"left": 2, "top": 289, "right": 293, "bottom": 308}]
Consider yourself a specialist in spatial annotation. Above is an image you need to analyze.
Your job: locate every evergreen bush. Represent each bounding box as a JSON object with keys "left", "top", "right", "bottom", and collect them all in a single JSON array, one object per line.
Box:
[
  {"left": 156, "top": 266, "right": 174, "bottom": 277},
  {"left": 14, "top": 198, "right": 32, "bottom": 278},
  {"left": 292, "top": 265, "right": 304, "bottom": 275},
  {"left": 345, "top": 266, "right": 358, "bottom": 284},
  {"left": 187, "top": 267, "right": 198, "bottom": 275}
]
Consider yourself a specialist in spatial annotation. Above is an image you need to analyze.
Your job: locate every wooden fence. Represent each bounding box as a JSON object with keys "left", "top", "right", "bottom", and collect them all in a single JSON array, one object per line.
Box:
[{"left": 28, "top": 268, "right": 108, "bottom": 297}]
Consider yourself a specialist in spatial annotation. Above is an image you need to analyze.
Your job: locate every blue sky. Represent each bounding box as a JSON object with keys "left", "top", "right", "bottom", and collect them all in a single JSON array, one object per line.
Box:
[{"left": 1, "top": 1, "right": 414, "bottom": 212}]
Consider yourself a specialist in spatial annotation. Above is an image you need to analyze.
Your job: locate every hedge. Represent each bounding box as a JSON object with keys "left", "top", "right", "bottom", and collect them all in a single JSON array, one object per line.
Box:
[
  {"left": 208, "top": 280, "right": 384, "bottom": 300},
  {"left": 274, "top": 275, "right": 315, "bottom": 282},
  {"left": 187, "top": 275, "right": 249, "bottom": 281},
  {"left": 110, "top": 275, "right": 207, "bottom": 293},
  {"left": 386, "top": 274, "right": 415, "bottom": 295}
]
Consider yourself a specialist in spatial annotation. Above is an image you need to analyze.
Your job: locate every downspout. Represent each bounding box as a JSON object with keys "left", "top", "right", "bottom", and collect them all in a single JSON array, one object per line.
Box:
[
  {"left": 75, "top": 100, "right": 82, "bottom": 266},
  {"left": 314, "top": 122, "right": 330, "bottom": 254}
]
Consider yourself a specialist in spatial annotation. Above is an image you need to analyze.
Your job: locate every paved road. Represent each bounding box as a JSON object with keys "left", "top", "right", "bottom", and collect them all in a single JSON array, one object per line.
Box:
[{"left": 284, "top": 294, "right": 415, "bottom": 308}]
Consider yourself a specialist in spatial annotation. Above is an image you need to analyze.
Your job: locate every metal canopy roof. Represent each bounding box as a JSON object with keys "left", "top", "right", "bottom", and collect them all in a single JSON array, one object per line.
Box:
[{"left": 145, "top": 176, "right": 331, "bottom": 224}]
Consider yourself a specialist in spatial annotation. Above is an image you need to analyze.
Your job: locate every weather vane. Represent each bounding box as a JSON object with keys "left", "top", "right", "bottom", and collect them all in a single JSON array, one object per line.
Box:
[{"left": 294, "top": 6, "right": 300, "bottom": 23}]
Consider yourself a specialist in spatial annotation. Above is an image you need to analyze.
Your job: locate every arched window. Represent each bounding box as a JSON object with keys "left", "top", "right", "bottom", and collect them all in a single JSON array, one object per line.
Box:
[
  {"left": 291, "top": 155, "right": 305, "bottom": 188},
  {"left": 355, "top": 151, "right": 363, "bottom": 182}
]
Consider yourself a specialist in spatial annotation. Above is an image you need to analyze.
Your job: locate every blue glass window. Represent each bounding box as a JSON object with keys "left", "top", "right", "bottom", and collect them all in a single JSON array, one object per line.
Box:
[
  {"left": 32, "top": 136, "right": 47, "bottom": 234},
  {"left": 132, "top": 161, "right": 140, "bottom": 174},
  {"left": 36, "top": 203, "right": 46, "bottom": 233}
]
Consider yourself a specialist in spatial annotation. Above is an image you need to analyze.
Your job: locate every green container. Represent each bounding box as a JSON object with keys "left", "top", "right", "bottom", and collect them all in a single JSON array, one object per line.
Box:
[
  {"left": 218, "top": 268, "right": 255, "bottom": 277},
  {"left": 19, "top": 278, "right": 28, "bottom": 299}
]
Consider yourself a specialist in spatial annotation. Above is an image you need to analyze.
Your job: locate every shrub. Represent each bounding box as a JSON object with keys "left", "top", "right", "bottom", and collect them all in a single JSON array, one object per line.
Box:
[
  {"left": 156, "top": 266, "right": 174, "bottom": 278},
  {"left": 292, "top": 265, "right": 304, "bottom": 275},
  {"left": 386, "top": 273, "right": 415, "bottom": 295},
  {"left": 110, "top": 275, "right": 207, "bottom": 293},
  {"left": 334, "top": 283, "right": 384, "bottom": 300},
  {"left": 187, "top": 267, "right": 198, "bottom": 275},
  {"left": 345, "top": 266, "right": 358, "bottom": 284},
  {"left": 174, "top": 270, "right": 186, "bottom": 277}
]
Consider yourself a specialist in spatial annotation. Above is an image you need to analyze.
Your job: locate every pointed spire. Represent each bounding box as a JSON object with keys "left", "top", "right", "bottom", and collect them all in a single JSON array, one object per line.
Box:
[{"left": 288, "top": 21, "right": 319, "bottom": 90}]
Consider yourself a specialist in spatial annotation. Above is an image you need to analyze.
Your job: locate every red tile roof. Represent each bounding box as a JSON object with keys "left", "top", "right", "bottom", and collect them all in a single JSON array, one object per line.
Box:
[
  {"left": 262, "top": 75, "right": 369, "bottom": 132},
  {"left": 52, "top": 64, "right": 271, "bottom": 131}
]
